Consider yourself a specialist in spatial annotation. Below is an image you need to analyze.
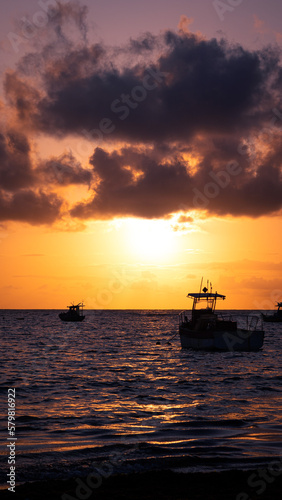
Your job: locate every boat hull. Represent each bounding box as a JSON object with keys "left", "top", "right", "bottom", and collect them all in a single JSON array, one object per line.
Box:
[
  {"left": 262, "top": 313, "right": 282, "bottom": 322},
  {"left": 179, "top": 326, "right": 264, "bottom": 351},
  {"left": 59, "top": 313, "right": 85, "bottom": 322}
]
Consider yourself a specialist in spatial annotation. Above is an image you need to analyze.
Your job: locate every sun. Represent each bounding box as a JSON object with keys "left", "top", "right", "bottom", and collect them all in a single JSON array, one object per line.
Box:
[{"left": 125, "top": 218, "right": 177, "bottom": 262}]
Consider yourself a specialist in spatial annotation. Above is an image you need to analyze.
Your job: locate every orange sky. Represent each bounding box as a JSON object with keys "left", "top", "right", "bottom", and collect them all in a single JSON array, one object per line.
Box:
[
  {"left": 1, "top": 215, "right": 282, "bottom": 309},
  {"left": 1, "top": 1, "right": 282, "bottom": 309}
]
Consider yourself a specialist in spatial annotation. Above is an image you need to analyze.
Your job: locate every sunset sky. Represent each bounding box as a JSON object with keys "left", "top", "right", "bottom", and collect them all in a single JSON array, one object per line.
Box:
[{"left": 1, "top": 0, "right": 282, "bottom": 309}]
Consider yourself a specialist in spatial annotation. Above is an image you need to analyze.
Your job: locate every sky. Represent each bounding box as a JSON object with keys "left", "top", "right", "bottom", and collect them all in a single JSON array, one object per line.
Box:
[{"left": 1, "top": 0, "right": 282, "bottom": 309}]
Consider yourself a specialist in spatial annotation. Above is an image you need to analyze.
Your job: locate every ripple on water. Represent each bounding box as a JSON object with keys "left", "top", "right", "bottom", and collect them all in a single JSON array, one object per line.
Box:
[{"left": 0, "top": 310, "right": 281, "bottom": 485}]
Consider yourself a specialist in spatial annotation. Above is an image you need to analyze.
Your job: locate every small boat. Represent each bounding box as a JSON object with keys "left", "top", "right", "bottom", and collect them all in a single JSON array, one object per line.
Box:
[
  {"left": 262, "top": 302, "right": 282, "bottom": 322},
  {"left": 59, "top": 303, "right": 85, "bottom": 322},
  {"left": 179, "top": 282, "right": 264, "bottom": 351}
]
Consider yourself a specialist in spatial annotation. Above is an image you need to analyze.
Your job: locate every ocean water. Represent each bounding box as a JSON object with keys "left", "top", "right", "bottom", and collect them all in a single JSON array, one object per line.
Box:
[{"left": 0, "top": 309, "right": 282, "bottom": 488}]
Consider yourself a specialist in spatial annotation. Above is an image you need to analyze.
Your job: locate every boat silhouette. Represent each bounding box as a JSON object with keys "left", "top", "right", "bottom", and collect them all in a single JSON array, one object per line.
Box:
[
  {"left": 262, "top": 302, "right": 282, "bottom": 322},
  {"left": 59, "top": 303, "right": 85, "bottom": 322},
  {"left": 179, "top": 281, "right": 264, "bottom": 351}
]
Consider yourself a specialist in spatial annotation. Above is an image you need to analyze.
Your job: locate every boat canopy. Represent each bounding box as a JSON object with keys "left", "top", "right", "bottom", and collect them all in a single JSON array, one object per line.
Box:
[
  {"left": 187, "top": 290, "right": 226, "bottom": 312},
  {"left": 187, "top": 293, "right": 225, "bottom": 299}
]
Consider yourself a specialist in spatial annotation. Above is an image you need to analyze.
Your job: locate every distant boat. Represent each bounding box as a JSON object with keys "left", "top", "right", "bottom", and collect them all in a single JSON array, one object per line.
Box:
[
  {"left": 59, "top": 303, "right": 85, "bottom": 322},
  {"left": 262, "top": 302, "right": 282, "bottom": 322},
  {"left": 179, "top": 282, "right": 264, "bottom": 351}
]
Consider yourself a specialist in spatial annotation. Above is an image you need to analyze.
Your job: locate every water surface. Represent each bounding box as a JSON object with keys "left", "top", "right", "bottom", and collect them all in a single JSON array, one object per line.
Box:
[{"left": 0, "top": 310, "right": 281, "bottom": 486}]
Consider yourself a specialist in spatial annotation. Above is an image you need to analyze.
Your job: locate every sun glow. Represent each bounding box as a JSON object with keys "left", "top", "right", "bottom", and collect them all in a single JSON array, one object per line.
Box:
[{"left": 125, "top": 219, "right": 177, "bottom": 262}]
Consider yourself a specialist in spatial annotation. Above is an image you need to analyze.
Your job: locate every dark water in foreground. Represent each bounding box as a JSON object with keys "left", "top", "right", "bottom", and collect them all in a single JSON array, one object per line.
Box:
[{"left": 0, "top": 310, "right": 281, "bottom": 487}]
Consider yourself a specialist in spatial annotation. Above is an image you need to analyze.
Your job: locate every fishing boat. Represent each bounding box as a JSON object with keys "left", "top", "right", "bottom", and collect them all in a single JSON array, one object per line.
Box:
[
  {"left": 59, "top": 303, "right": 85, "bottom": 322},
  {"left": 179, "top": 282, "right": 264, "bottom": 351},
  {"left": 262, "top": 302, "right": 282, "bottom": 322}
]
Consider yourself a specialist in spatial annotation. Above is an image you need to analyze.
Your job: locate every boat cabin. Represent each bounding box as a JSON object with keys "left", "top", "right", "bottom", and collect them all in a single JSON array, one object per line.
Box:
[
  {"left": 189, "top": 290, "right": 225, "bottom": 312},
  {"left": 180, "top": 286, "right": 237, "bottom": 332},
  {"left": 187, "top": 289, "right": 225, "bottom": 322}
]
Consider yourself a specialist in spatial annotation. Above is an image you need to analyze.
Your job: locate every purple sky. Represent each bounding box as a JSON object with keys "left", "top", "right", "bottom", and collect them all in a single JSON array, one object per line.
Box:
[{"left": 1, "top": 0, "right": 282, "bottom": 57}]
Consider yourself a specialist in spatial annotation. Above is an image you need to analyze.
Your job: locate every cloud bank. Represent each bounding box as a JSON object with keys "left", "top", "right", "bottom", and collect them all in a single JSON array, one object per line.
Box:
[{"left": 2, "top": 2, "right": 282, "bottom": 224}]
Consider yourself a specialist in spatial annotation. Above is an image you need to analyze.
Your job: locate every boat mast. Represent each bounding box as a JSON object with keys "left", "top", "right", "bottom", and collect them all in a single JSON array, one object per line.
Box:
[
  {"left": 199, "top": 277, "right": 203, "bottom": 296},
  {"left": 196, "top": 277, "right": 203, "bottom": 306}
]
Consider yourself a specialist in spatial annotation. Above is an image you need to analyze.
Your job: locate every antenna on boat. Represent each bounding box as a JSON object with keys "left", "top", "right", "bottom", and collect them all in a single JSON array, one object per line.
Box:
[{"left": 198, "top": 277, "right": 203, "bottom": 304}]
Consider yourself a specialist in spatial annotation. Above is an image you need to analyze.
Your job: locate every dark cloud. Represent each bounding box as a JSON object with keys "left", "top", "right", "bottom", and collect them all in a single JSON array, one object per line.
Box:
[
  {"left": 0, "top": 130, "right": 34, "bottom": 191},
  {"left": 0, "top": 126, "right": 92, "bottom": 223},
  {"left": 6, "top": 29, "right": 281, "bottom": 143},
  {"left": 0, "top": 189, "right": 62, "bottom": 224},
  {"left": 4, "top": 73, "right": 41, "bottom": 124},
  {"left": 37, "top": 152, "right": 92, "bottom": 186},
  {"left": 0, "top": 2, "right": 95, "bottom": 225},
  {"left": 70, "top": 142, "right": 282, "bottom": 219},
  {"left": 71, "top": 146, "right": 193, "bottom": 219},
  {"left": 128, "top": 33, "right": 159, "bottom": 53}
]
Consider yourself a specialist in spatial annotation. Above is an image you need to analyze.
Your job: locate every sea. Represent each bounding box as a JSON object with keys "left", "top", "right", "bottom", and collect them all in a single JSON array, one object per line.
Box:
[{"left": 0, "top": 309, "right": 282, "bottom": 489}]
